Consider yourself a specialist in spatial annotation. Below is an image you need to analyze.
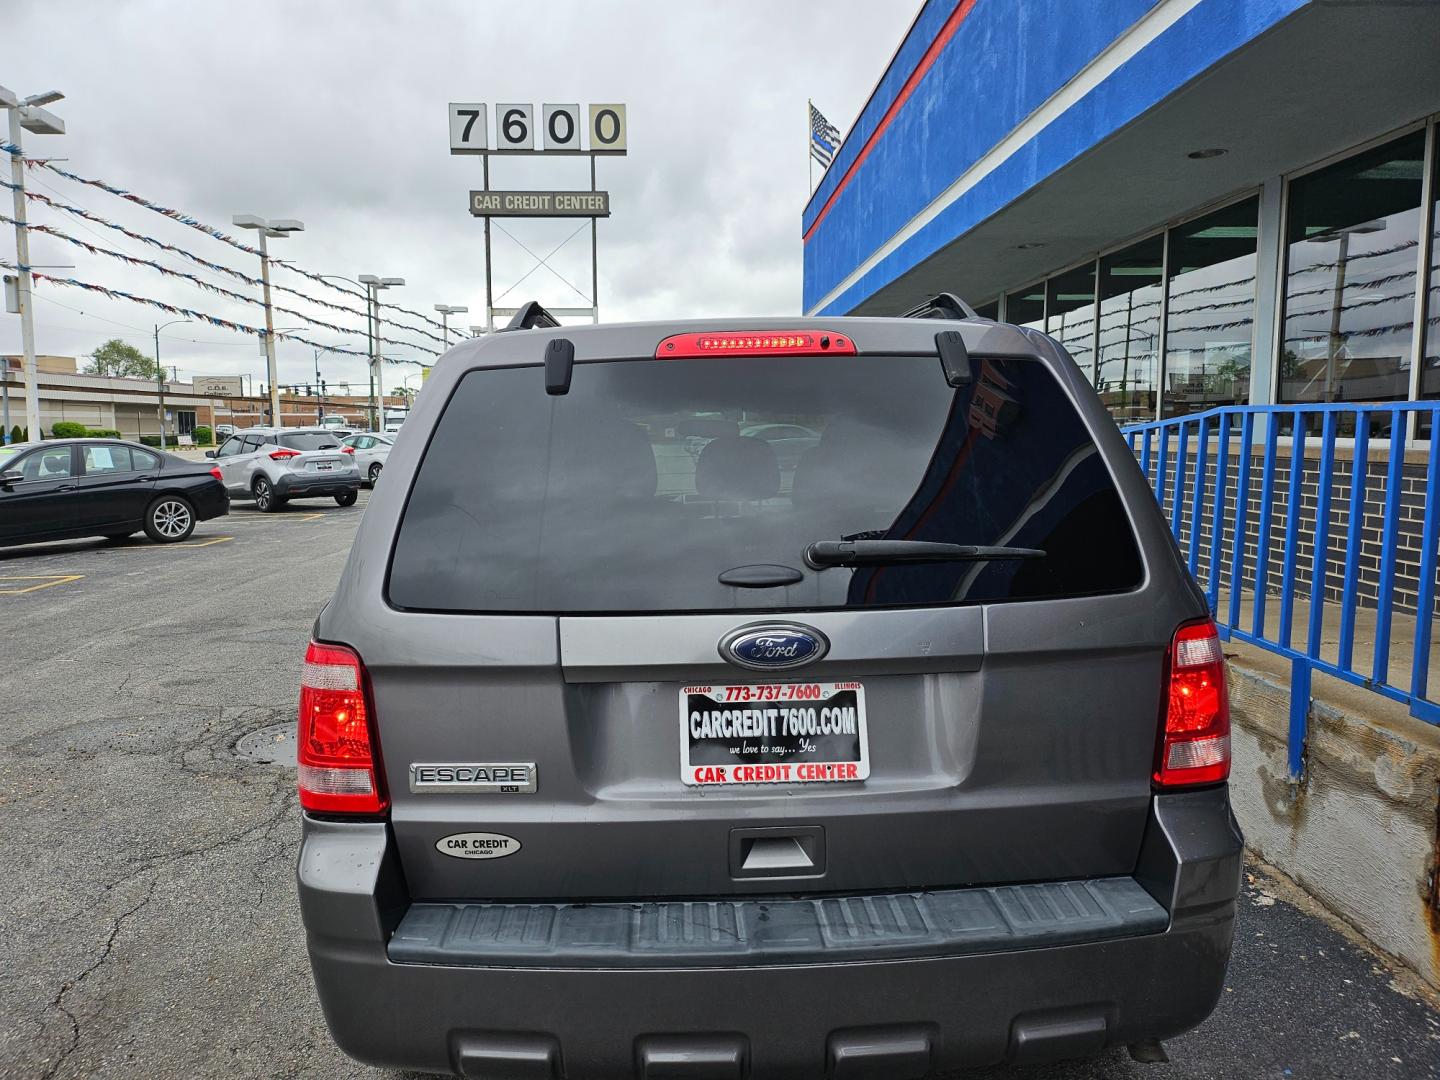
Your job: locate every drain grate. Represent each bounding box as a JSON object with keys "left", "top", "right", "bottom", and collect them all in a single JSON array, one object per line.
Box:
[{"left": 235, "top": 721, "right": 297, "bottom": 765}]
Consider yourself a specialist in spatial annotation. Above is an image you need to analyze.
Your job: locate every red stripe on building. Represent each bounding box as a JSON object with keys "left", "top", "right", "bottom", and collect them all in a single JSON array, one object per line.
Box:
[{"left": 803, "top": 0, "right": 978, "bottom": 245}]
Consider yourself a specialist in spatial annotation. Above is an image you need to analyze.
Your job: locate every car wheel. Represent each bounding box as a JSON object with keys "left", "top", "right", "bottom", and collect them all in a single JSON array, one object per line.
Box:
[
  {"left": 144, "top": 495, "right": 196, "bottom": 543},
  {"left": 368, "top": 462, "right": 383, "bottom": 484},
  {"left": 252, "top": 475, "right": 282, "bottom": 513},
  {"left": 335, "top": 490, "right": 358, "bottom": 507}
]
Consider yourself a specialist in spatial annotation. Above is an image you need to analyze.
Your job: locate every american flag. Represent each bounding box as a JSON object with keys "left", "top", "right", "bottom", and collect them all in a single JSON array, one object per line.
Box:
[{"left": 809, "top": 102, "right": 842, "bottom": 168}]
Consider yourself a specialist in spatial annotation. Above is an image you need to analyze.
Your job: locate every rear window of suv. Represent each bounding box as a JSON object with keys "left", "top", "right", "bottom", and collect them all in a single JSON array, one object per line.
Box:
[
  {"left": 388, "top": 354, "right": 1143, "bottom": 614},
  {"left": 277, "top": 433, "right": 342, "bottom": 451}
]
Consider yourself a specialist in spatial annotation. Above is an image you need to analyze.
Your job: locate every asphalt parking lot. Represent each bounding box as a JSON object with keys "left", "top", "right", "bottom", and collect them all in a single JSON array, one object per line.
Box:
[{"left": 1, "top": 496, "right": 1438, "bottom": 1079}]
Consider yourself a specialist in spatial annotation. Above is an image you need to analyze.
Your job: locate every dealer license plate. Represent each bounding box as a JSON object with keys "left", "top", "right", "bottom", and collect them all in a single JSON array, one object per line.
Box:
[
  {"left": 311, "top": 461, "right": 334, "bottom": 471},
  {"left": 680, "top": 682, "right": 868, "bottom": 786}
]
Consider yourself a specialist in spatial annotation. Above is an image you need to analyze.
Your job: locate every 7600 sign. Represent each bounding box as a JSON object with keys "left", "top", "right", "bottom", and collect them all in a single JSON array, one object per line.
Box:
[{"left": 449, "top": 102, "right": 627, "bottom": 155}]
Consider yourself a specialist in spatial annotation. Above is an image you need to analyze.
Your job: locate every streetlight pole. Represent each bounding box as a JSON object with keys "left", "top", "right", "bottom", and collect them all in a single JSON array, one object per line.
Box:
[
  {"left": 359, "top": 274, "right": 404, "bottom": 431},
  {"left": 153, "top": 319, "right": 192, "bottom": 449},
  {"left": 233, "top": 214, "right": 303, "bottom": 429},
  {"left": 434, "top": 304, "right": 468, "bottom": 348},
  {"left": 1, "top": 86, "right": 65, "bottom": 441}
]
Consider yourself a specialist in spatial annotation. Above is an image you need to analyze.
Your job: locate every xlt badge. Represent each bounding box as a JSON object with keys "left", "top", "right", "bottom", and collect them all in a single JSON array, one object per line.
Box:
[{"left": 409, "top": 763, "right": 537, "bottom": 794}]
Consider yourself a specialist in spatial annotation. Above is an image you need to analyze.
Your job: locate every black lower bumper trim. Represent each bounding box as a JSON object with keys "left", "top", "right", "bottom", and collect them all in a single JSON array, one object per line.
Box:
[{"left": 388, "top": 877, "right": 1166, "bottom": 968}]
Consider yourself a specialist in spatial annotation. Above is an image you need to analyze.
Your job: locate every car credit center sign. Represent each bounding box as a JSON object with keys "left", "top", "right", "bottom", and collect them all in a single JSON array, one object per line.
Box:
[{"left": 469, "top": 190, "right": 610, "bottom": 217}]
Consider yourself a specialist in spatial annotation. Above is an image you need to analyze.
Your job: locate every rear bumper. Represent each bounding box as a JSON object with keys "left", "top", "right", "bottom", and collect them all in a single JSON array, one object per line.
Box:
[
  {"left": 274, "top": 468, "right": 360, "bottom": 499},
  {"left": 191, "top": 485, "right": 229, "bottom": 521},
  {"left": 298, "top": 788, "right": 1242, "bottom": 1077}
]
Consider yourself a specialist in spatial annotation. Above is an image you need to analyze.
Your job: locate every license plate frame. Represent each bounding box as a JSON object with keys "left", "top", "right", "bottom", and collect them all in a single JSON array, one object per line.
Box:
[{"left": 679, "top": 681, "right": 868, "bottom": 786}]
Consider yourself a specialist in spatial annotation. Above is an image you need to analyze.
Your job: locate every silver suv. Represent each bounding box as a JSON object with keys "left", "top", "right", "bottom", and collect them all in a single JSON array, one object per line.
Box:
[
  {"left": 296, "top": 303, "right": 1241, "bottom": 1077},
  {"left": 209, "top": 426, "right": 360, "bottom": 511}
]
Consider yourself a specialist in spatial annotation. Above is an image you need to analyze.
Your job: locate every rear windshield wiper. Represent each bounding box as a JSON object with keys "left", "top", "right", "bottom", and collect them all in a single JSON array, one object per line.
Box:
[{"left": 804, "top": 540, "right": 1046, "bottom": 569}]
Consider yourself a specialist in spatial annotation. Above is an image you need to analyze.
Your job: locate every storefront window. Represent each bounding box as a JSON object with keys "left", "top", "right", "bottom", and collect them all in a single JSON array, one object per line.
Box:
[
  {"left": 1045, "top": 263, "right": 1097, "bottom": 382},
  {"left": 1164, "top": 197, "right": 1259, "bottom": 417},
  {"left": 1280, "top": 132, "right": 1425, "bottom": 404},
  {"left": 1005, "top": 283, "right": 1045, "bottom": 332},
  {"left": 1420, "top": 134, "right": 1440, "bottom": 402},
  {"left": 1096, "top": 235, "right": 1163, "bottom": 422}
]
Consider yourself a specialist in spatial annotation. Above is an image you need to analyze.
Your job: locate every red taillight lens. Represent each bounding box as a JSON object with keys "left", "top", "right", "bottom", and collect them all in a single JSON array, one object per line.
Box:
[
  {"left": 209, "top": 466, "right": 223, "bottom": 482},
  {"left": 297, "top": 641, "right": 387, "bottom": 815},
  {"left": 269, "top": 448, "right": 300, "bottom": 460},
  {"left": 1154, "top": 619, "right": 1230, "bottom": 788},
  {"left": 655, "top": 331, "right": 855, "bottom": 359},
  {"left": 341, "top": 446, "right": 355, "bottom": 454}
]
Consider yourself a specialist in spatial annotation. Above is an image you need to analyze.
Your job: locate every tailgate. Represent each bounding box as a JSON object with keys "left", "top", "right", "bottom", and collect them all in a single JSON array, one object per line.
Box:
[{"left": 372, "top": 600, "right": 1165, "bottom": 902}]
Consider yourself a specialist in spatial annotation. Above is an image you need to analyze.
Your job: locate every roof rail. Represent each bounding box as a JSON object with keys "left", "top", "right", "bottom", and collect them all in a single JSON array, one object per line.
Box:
[
  {"left": 500, "top": 301, "right": 562, "bottom": 332},
  {"left": 897, "top": 293, "right": 977, "bottom": 321}
]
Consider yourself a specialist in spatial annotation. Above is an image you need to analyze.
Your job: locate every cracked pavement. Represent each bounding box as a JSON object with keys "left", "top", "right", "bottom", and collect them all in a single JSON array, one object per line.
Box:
[
  {"left": 2, "top": 494, "right": 1439, "bottom": 1079},
  {"left": 0, "top": 498, "right": 378, "bottom": 1080}
]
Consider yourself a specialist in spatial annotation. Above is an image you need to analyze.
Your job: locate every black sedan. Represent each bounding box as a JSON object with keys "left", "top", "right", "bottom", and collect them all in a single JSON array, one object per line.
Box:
[{"left": 0, "top": 438, "right": 229, "bottom": 547}]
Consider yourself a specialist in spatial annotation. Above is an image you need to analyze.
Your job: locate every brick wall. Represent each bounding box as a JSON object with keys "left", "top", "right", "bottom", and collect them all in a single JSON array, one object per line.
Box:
[{"left": 1133, "top": 436, "right": 1433, "bottom": 616}]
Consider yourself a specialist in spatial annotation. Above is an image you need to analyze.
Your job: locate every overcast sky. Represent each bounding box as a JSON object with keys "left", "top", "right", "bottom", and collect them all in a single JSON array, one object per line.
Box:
[{"left": 2, "top": 0, "right": 914, "bottom": 394}]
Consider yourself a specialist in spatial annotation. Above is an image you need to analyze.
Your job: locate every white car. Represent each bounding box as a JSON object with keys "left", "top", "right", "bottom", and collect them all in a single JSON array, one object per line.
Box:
[
  {"left": 208, "top": 427, "right": 361, "bottom": 512},
  {"left": 342, "top": 433, "right": 394, "bottom": 486}
]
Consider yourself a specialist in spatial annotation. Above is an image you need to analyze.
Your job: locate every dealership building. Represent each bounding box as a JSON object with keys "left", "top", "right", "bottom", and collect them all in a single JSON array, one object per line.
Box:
[{"left": 803, "top": 0, "right": 1440, "bottom": 424}]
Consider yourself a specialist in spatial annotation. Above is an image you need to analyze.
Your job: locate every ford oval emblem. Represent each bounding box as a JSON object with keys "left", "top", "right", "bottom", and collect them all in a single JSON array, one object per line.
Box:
[{"left": 719, "top": 623, "right": 829, "bottom": 671}]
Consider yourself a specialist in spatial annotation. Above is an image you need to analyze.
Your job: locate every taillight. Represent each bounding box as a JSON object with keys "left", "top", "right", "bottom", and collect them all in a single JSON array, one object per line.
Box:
[
  {"left": 209, "top": 467, "right": 223, "bottom": 482},
  {"left": 341, "top": 446, "right": 355, "bottom": 454},
  {"left": 1154, "top": 619, "right": 1230, "bottom": 788},
  {"left": 269, "top": 448, "right": 300, "bottom": 460},
  {"left": 297, "top": 641, "right": 387, "bottom": 815},
  {"left": 655, "top": 331, "right": 855, "bottom": 359}
]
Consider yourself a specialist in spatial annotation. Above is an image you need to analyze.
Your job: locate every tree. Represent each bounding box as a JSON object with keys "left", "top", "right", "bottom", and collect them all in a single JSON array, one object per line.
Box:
[{"left": 84, "top": 338, "right": 160, "bottom": 380}]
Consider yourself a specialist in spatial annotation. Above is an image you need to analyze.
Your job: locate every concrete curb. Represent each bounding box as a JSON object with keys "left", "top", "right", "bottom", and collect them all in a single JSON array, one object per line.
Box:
[{"left": 1226, "top": 644, "right": 1440, "bottom": 991}]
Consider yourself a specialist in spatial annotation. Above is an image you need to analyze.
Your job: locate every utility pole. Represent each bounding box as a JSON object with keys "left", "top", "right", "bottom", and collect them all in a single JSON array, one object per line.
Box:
[
  {"left": 434, "top": 304, "right": 468, "bottom": 348},
  {"left": 233, "top": 215, "right": 303, "bottom": 429},
  {"left": 154, "top": 319, "right": 192, "bottom": 448},
  {"left": 1, "top": 86, "right": 65, "bottom": 441}
]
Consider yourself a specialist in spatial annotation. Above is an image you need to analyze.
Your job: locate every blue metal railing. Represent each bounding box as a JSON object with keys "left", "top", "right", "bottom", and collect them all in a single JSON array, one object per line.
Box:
[{"left": 1122, "top": 403, "right": 1440, "bottom": 780}]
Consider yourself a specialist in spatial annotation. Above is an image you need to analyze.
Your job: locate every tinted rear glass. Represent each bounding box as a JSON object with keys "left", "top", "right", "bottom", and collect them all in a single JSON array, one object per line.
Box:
[
  {"left": 278, "top": 433, "right": 342, "bottom": 451},
  {"left": 388, "top": 355, "right": 1142, "bottom": 613}
]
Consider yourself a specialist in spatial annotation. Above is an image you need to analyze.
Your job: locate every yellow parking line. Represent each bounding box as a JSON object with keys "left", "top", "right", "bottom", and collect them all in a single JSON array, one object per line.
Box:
[
  {"left": 221, "top": 512, "right": 326, "bottom": 524},
  {"left": 0, "top": 574, "right": 85, "bottom": 594},
  {"left": 117, "top": 536, "right": 235, "bottom": 550}
]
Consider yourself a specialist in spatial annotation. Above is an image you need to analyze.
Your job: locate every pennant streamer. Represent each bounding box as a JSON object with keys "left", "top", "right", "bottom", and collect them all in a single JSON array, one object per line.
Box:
[
  {"left": 0, "top": 211, "right": 437, "bottom": 355},
  {"left": 0, "top": 177, "right": 447, "bottom": 346},
  {"left": 1, "top": 258, "right": 428, "bottom": 367},
  {"left": 2, "top": 143, "right": 453, "bottom": 335}
]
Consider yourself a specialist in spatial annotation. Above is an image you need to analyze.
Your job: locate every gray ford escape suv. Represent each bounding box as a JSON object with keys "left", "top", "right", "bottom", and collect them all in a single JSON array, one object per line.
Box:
[{"left": 297, "top": 299, "right": 1242, "bottom": 1078}]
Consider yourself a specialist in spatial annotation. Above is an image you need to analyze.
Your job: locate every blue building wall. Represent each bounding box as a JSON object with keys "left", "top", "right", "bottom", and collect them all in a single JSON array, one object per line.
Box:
[{"left": 803, "top": 0, "right": 1311, "bottom": 315}]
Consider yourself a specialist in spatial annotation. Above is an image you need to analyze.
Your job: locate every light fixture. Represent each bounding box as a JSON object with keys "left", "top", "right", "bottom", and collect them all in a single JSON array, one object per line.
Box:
[
  {"left": 1187, "top": 148, "right": 1228, "bottom": 160},
  {"left": 1015, "top": 242, "right": 1046, "bottom": 250}
]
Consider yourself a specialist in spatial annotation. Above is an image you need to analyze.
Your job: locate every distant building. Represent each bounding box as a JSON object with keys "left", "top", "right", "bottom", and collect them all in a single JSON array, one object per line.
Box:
[
  {"left": 802, "top": 0, "right": 1440, "bottom": 424},
  {"left": 1, "top": 355, "right": 405, "bottom": 438}
]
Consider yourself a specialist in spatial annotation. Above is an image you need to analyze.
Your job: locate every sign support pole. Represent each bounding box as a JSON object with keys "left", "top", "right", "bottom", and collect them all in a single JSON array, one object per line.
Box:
[
  {"left": 483, "top": 155, "right": 494, "bottom": 331},
  {"left": 590, "top": 154, "right": 599, "bottom": 324}
]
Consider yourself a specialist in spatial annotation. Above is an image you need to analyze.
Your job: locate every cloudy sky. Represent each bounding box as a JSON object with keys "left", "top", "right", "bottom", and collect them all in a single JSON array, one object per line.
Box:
[{"left": 2, "top": 0, "right": 914, "bottom": 394}]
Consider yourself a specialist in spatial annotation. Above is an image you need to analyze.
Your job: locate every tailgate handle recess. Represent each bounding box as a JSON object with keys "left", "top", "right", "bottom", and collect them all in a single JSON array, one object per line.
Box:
[{"left": 729, "top": 825, "right": 826, "bottom": 879}]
